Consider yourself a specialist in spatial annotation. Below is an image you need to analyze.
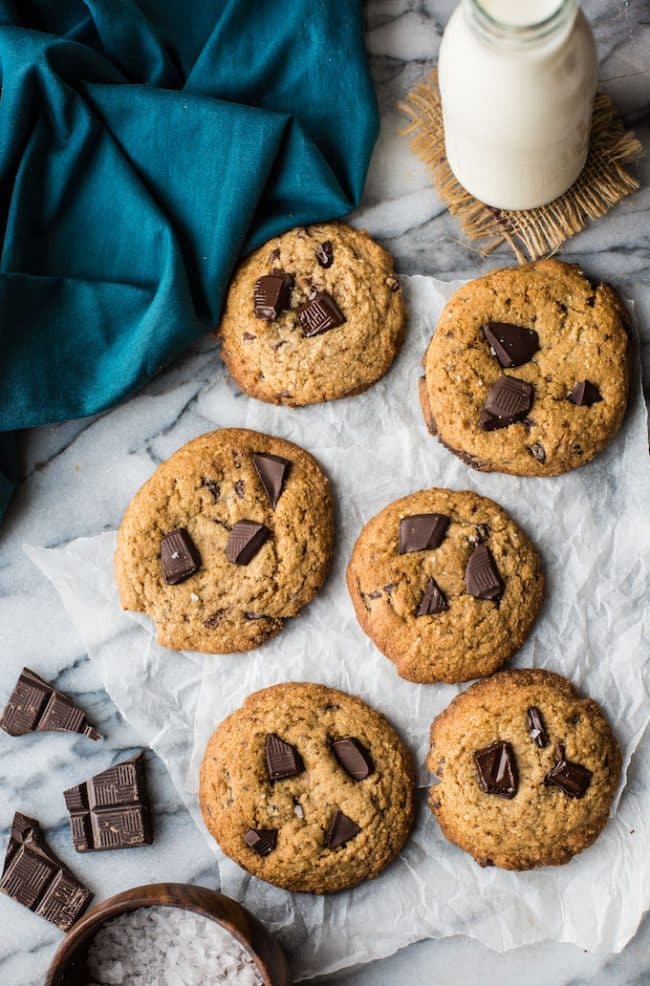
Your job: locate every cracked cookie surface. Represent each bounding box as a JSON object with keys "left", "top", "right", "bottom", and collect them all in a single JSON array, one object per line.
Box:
[
  {"left": 420, "top": 260, "right": 630, "bottom": 476},
  {"left": 199, "top": 682, "right": 416, "bottom": 893},
  {"left": 346, "top": 488, "right": 543, "bottom": 684},
  {"left": 115, "top": 429, "right": 333, "bottom": 653},
  {"left": 218, "top": 222, "right": 405, "bottom": 406},
  {"left": 427, "top": 669, "right": 621, "bottom": 870}
]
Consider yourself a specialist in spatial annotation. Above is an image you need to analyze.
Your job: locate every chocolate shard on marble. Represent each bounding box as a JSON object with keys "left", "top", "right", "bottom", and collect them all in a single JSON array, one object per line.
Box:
[
  {"left": 245, "top": 828, "right": 277, "bottom": 857},
  {"left": 480, "top": 375, "right": 533, "bottom": 430},
  {"left": 474, "top": 741, "right": 518, "bottom": 799},
  {"left": 226, "top": 520, "right": 271, "bottom": 565},
  {"left": 315, "top": 240, "right": 334, "bottom": 268},
  {"left": 482, "top": 322, "right": 539, "bottom": 368},
  {"left": 544, "top": 744, "right": 592, "bottom": 798},
  {"left": 160, "top": 528, "right": 201, "bottom": 585},
  {"left": 399, "top": 513, "right": 450, "bottom": 554},
  {"left": 298, "top": 291, "right": 346, "bottom": 338},
  {"left": 568, "top": 380, "right": 602, "bottom": 407},
  {"left": 253, "top": 453, "right": 291, "bottom": 509},
  {"left": 465, "top": 544, "right": 503, "bottom": 601},
  {"left": 332, "top": 738, "right": 374, "bottom": 781},
  {"left": 253, "top": 272, "right": 292, "bottom": 321},
  {"left": 0, "top": 668, "right": 100, "bottom": 741},
  {"left": 0, "top": 812, "right": 92, "bottom": 930},
  {"left": 416, "top": 576, "right": 448, "bottom": 616},
  {"left": 265, "top": 734, "right": 304, "bottom": 781},
  {"left": 325, "top": 811, "right": 361, "bottom": 850},
  {"left": 63, "top": 752, "right": 153, "bottom": 853},
  {"left": 526, "top": 706, "right": 549, "bottom": 748}
]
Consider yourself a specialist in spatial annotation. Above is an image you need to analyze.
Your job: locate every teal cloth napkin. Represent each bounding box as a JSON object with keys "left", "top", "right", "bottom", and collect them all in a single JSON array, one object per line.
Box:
[{"left": 0, "top": 0, "right": 378, "bottom": 520}]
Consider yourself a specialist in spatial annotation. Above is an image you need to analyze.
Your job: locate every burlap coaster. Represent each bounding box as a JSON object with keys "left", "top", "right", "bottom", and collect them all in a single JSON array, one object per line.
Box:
[{"left": 399, "top": 70, "right": 644, "bottom": 263}]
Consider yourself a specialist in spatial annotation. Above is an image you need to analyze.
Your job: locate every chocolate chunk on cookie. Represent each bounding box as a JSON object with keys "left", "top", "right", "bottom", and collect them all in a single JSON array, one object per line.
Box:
[
  {"left": 427, "top": 669, "right": 621, "bottom": 870},
  {"left": 199, "top": 683, "right": 415, "bottom": 893},
  {"left": 115, "top": 428, "right": 333, "bottom": 654},
  {"left": 347, "top": 488, "right": 543, "bottom": 684}
]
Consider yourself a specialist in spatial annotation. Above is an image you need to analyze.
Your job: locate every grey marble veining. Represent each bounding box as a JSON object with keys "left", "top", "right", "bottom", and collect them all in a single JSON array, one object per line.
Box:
[{"left": 0, "top": 2, "right": 648, "bottom": 984}]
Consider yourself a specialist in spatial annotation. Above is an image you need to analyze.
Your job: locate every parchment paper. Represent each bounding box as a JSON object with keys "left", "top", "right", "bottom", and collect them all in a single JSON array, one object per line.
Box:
[{"left": 26, "top": 276, "right": 650, "bottom": 979}]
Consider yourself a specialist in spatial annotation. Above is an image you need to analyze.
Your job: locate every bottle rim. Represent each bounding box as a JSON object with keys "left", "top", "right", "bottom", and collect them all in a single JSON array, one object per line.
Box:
[{"left": 466, "top": 0, "right": 576, "bottom": 45}]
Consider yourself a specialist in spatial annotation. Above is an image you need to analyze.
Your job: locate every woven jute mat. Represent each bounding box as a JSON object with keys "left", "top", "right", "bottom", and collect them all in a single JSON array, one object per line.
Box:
[{"left": 399, "top": 70, "right": 644, "bottom": 263}]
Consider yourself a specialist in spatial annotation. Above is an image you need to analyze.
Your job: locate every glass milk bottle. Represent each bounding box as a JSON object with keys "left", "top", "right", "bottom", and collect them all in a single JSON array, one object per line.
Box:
[{"left": 438, "top": 0, "right": 597, "bottom": 210}]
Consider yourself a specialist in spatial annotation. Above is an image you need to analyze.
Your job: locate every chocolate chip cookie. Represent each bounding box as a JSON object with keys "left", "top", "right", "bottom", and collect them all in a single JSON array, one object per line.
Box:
[
  {"left": 115, "top": 429, "right": 333, "bottom": 653},
  {"left": 346, "top": 488, "right": 543, "bottom": 683},
  {"left": 199, "top": 682, "right": 416, "bottom": 893},
  {"left": 428, "top": 669, "right": 621, "bottom": 870},
  {"left": 217, "top": 222, "right": 405, "bottom": 406},
  {"left": 419, "top": 260, "right": 630, "bottom": 476}
]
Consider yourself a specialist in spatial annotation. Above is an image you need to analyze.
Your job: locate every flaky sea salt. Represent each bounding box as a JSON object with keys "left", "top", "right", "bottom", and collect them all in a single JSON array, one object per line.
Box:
[{"left": 86, "top": 906, "right": 264, "bottom": 985}]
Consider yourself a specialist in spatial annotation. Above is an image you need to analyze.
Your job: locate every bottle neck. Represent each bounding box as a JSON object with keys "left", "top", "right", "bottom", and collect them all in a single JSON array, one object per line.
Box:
[{"left": 463, "top": 0, "right": 578, "bottom": 50}]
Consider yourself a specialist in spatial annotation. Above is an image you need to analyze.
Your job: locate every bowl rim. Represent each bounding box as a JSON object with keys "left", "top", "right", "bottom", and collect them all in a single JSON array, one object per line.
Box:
[{"left": 44, "top": 882, "right": 290, "bottom": 986}]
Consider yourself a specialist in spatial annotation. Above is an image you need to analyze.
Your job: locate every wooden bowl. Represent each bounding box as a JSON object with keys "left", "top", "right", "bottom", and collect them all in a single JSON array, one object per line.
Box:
[{"left": 45, "top": 882, "right": 291, "bottom": 986}]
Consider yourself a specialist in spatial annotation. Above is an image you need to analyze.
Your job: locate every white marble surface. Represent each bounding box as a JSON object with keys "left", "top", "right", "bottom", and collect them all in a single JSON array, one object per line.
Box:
[{"left": 0, "top": 1, "right": 648, "bottom": 984}]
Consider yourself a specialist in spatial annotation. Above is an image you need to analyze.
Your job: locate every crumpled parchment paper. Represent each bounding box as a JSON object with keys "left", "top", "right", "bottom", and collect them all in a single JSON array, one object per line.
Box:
[{"left": 26, "top": 276, "right": 650, "bottom": 979}]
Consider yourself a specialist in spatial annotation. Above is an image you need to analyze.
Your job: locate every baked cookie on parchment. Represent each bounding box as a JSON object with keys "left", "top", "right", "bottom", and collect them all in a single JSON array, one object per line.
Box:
[
  {"left": 115, "top": 428, "right": 333, "bottom": 653},
  {"left": 427, "top": 669, "right": 621, "bottom": 870},
  {"left": 199, "top": 682, "right": 415, "bottom": 893},
  {"left": 346, "top": 488, "right": 543, "bottom": 683},
  {"left": 217, "top": 222, "right": 405, "bottom": 406},
  {"left": 419, "top": 260, "right": 630, "bottom": 476}
]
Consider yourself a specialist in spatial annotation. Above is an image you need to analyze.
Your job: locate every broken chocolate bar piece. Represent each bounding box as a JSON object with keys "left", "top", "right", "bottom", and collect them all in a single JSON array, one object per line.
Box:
[
  {"left": 63, "top": 752, "right": 153, "bottom": 852},
  {"left": 0, "top": 668, "right": 100, "bottom": 741},
  {"left": 0, "top": 812, "right": 92, "bottom": 931}
]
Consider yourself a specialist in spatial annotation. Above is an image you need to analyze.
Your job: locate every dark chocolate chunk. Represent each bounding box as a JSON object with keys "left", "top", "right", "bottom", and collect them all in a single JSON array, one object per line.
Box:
[
  {"left": 234, "top": 479, "right": 245, "bottom": 499},
  {"left": 483, "top": 322, "right": 539, "bottom": 368},
  {"left": 201, "top": 478, "right": 221, "bottom": 502},
  {"left": 325, "top": 811, "right": 361, "bottom": 850},
  {"left": 480, "top": 375, "right": 533, "bottom": 430},
  {"left": 298, "top": 291, "right": 346, "bottom": 338},
  {"left": 416, "top": 577, "right": 448, "bottom": 616},
  {"left": 253, "top": 272, "right": 292, "bottom": 321},
  {"left": 474, "top": 741, "right": 518, "bottom": 799},
  {"left": 161, "top": 528, "right": 201, "bottom": 585},
  {"left": 265, "top": 734, "right": 304, "bottom": 782},
  {"left": 315, "top": 240, "right": 334, "bottom": 268},
  {"left": 529, "top": 443, "right": 546, "bottom": 463},
  {"left": 245, "top": 829, "right": 277, "bottom": 857},
  {"left": 0, "top": 668, "right": 100, "bottom": 741},
  {"left": 399, "top": 513, "right": 450, "bottom": 554},
  {"left": 526, "top": 707, "right": 549, "bottom": 748},
  {"left": 0, "top": 812, "right": 92, "bottom": 930},
  {"left": 465, "top": 544, "right": 503, "bottom": 601},
  {"left": 63, "top": 753, "right": 153, "bottom": 853},
  {"left": 332, "top": 738, "right": 374, "bottom": 781},
  {"left": 226, "top": 520, "right": 270, "bottom": 565},
  {"left": 568, "top": 380, "right": 602, "bottom": 407},
  {"left": 253, "top": 453, "right": 291, "bottom": 509},
  {"left": 544, "top": 744, "right": 592, "bottom": 798}
]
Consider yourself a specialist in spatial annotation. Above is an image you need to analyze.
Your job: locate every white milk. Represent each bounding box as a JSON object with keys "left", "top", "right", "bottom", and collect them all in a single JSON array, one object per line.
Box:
[
  {"left": 479, "top": 0, "right": 565, "bottom": 26},
  {"left": 438, "top": 0, "right": 597, "bottom": 209}
]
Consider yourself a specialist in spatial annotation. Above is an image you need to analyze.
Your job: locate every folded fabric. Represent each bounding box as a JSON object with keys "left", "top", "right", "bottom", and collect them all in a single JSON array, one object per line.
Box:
[{"left": 0, "top": 0, "right": 378, "bottom": 520}]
